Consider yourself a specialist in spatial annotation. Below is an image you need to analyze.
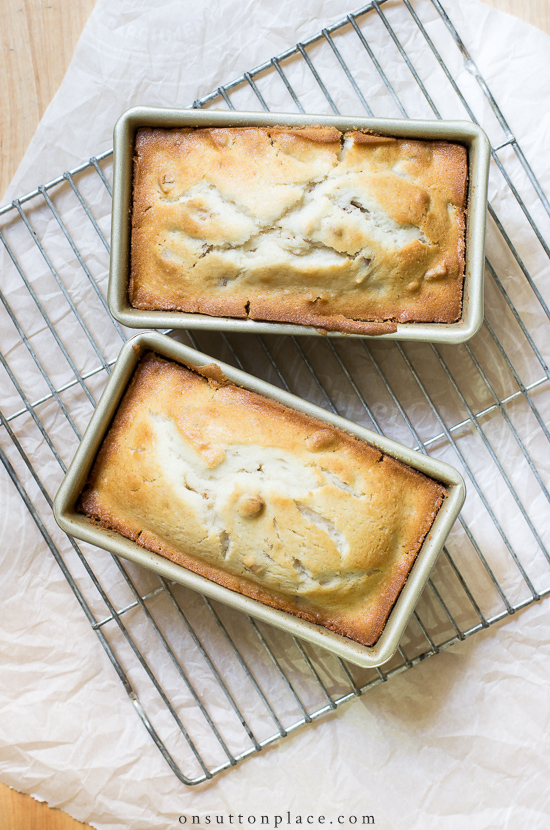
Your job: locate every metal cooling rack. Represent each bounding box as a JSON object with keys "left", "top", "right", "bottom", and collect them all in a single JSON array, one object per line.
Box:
[{"left": 1, "top": 0, "right": 550, "bottom": 785}]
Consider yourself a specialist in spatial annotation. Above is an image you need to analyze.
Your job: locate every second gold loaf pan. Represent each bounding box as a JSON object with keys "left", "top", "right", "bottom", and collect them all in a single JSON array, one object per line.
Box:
[
  {"left": 54, "top": 332, "right": 466, "bottom": 668},
  {"left": 78, "top": 349, "right": 446, "bottom": 648}
]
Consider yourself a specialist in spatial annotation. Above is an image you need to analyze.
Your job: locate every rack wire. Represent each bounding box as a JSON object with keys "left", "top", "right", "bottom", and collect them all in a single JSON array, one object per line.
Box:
[{"left": 1, "top": 0, "right": 549, "bottom": 785}]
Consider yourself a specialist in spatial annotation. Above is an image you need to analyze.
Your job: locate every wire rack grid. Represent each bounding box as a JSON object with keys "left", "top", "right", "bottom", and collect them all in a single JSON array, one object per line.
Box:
[{"left": 1, "top": 0, "right": 549, "bottom": 786}]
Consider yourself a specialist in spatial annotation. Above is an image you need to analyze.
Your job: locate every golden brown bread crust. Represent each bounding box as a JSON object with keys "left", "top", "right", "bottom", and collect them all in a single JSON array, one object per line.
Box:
[
  {"left": 130, "top": 127, "right": 468, "bottom": 334},
  {"left": 78, "top": 352, "right": 446, "bottom": 646}
]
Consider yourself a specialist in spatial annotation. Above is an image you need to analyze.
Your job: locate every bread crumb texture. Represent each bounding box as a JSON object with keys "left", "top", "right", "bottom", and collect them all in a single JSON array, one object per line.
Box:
[
  {"left": 130, "top": 127, "right": 467, "bottom": 334},
  {"left": 79, "top": 354, "right": 446, "bottom": 645}
]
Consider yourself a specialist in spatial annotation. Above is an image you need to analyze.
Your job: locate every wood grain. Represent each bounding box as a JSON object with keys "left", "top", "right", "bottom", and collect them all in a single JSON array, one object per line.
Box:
[
  {"left": 0, "top": 0, "right": 97, "bottom": 198},
  {"left": 0, "top": 0, "right": 547, "bottom": 827},
  {"left": 0, "top": 783, "right": 91, "bottom": 830},
  {"left": 480, "top": 0, "right": 550, "bottom": 33}
]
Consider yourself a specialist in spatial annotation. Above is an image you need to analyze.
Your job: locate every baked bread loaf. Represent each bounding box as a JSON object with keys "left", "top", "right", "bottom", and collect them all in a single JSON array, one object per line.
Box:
[
  {"left": 130, "top": 126, "right": 467, "bottom": 334},
  {"left": 78, "top": 352, "right": 446, "bottom": 646}
]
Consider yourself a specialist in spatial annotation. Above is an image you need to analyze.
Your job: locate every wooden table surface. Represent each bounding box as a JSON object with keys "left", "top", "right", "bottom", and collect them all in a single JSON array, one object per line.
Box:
[{"left": 0, "top": 0, "right": 548, "bottom": 827}]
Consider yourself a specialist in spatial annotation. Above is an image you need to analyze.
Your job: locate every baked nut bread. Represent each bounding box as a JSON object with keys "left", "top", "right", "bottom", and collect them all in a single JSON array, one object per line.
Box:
[
  {"left": 130, "top": 126, "right": 468, "bottom": 334},
  {"left": 78, "top": 352, "right": 447, "bottom": 646}
]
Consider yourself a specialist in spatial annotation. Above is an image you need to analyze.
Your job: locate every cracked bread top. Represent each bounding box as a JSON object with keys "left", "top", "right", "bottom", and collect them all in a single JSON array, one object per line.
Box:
[
  {"left": 78, "top": 352, "right": 446, "bottom": 646},
  {"left": 130, "top": 126, "right": 468, "bottom": 334}
]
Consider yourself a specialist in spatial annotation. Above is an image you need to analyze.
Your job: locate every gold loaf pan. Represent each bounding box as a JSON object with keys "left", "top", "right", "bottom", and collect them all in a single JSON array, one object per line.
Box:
[
  {"left": 109, "top": 107, "right": 490, "bottom": 343},
  {"left": 54, "top": 332, "right": 466, "bottom": 668}
]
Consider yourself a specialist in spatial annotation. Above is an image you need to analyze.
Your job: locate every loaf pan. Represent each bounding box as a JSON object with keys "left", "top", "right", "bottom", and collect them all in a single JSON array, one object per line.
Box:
[
  {"left": 53, "top": 331, "right": 465, "bottom": 668},
  {"left": 108, "top": 106, "right": 490, "bottom": 344}
]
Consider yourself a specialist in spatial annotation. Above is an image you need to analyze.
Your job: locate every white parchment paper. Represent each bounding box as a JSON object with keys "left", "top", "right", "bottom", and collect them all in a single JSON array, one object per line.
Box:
[{"left": 1, "top": 0, "right": 550, "bottom": 828}]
